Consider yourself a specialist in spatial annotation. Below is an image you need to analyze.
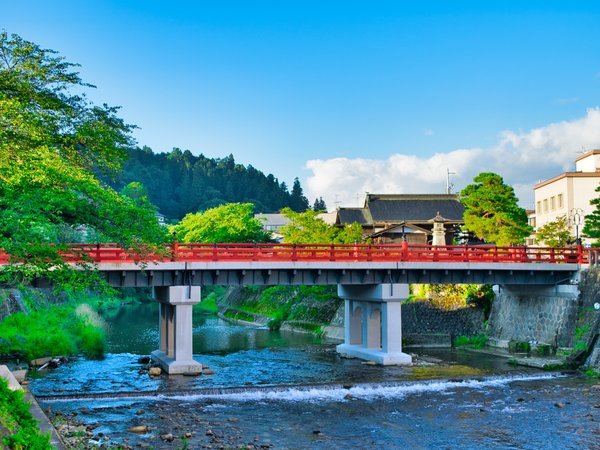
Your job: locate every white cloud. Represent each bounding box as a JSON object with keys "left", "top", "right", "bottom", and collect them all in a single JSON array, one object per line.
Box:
[
  {"left": 423, "top": 128, "right": 434, "bottom": 136},
  {"left": 306, "top": 108, "right": 600, "bottom": 210}
]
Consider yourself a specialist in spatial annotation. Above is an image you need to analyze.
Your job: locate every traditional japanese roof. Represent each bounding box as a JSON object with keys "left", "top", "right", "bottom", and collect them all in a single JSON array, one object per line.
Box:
[
  {"left": 337, "top": 194, "right": 464, "bottom": 225},
  {"left": 336, "top": 207, "right": 372, "bottom": 226}
]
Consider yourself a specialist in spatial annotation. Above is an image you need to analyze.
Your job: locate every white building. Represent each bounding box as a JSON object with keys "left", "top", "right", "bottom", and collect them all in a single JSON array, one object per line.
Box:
[{"left": 533, "top": 150, "right": 600, "bottom": 245}]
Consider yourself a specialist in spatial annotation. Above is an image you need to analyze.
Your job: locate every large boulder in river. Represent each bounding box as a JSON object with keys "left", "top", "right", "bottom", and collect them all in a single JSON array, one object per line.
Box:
[
  {"left": 148, "top": 367, "right": 162, "bottom": 376},
  {"left": 29, "top": 357, "right": 52, "bottom": 367}
]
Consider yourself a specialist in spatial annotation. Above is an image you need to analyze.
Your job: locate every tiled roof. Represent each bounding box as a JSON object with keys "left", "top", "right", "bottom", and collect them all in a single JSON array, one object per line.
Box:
[
  {"left": 337, "top": 194, "right": 464, "bottom": 225},
  {"left": 337, "top": 208, "right": 372, "bottom": 225}
]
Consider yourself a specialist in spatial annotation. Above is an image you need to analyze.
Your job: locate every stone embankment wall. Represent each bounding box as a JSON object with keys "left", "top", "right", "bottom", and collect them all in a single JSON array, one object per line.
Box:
[
  {"left": 324, "top": 301, "right": 485, "bottom": 344},
  {"left": 487, "top": 268, "right": 600, "bottom": 372},
  {"left": 487, "top": 284, "right": 579, "bottom": 348},
  {"left": 0, "top": 290, "right": 27, "bottom": 322},
  {"left": 401, "top": 301, "right": 484, "bottom": 337},
  {"left": 576, "top": 269, "right": 600, "bottom": 370}
]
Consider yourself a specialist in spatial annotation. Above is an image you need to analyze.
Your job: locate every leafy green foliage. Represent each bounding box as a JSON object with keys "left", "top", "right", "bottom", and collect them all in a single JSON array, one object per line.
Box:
[
  {"left": 453, "top": 334, "right": 488, "bottom": 348},
  {"left": 0, "top": 304, "right": 105, "bottom": 360},
  {"left": 536, "top": 215, "right": 571, "bottom": 247},
  {"left": 104, "top": 148, "right": 308, "bottom": 219},
  {"left": 279, "top": 208, "right": 363, "bottom": 244},
  {"left": 411, "top": 284, "right": 494, "bottom": 316},
  {"left": 583, "top": 184, "right": 600, "bottom": 244},
  {"left": 460, "top": 172, "right": 532, "bottom": 245},
  {"left": 0, "top": 378, "right": 52, "bottom": 449},
  {"left": 0, "top": 32, "right": 167, "bottom": 289},
  {"left": 171, "top": 203, "right": 271, "bottom": 243}
]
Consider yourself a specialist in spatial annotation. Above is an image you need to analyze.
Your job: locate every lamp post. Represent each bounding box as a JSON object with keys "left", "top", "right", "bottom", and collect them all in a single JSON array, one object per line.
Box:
[{"left": 569, "top": 208, "right": 583, "bottom": 245}]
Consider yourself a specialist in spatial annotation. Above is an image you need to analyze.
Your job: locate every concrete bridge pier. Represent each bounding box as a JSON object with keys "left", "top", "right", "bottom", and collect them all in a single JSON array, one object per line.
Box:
[
  {"left": 151, "top": 286, "right": 203, "bottom": 375},
  {"left": 336, "top": 283, "right": 412, "bottom": 365}
]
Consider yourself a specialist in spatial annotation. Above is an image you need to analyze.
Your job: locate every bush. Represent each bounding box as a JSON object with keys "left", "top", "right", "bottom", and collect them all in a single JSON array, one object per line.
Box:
[
  {"left": 453, "top": 334, "right": 488, "bottom": 349},
  {"left": 0, "top": 304, "right": 106, "bottom": 361},
  {"left": 0, "top": 378, "right": 52, "bottom": 449}
]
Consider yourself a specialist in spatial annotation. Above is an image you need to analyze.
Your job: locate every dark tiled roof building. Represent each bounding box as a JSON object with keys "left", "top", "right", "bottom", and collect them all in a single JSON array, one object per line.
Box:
[{"left": 336, "top": 194, "right": 465, "bottom": 244}]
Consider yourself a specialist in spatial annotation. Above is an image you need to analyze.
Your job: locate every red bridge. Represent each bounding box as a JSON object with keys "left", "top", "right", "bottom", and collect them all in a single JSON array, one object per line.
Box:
[{"left": 1, "top": 243, "right": 586, "bottom": 373}]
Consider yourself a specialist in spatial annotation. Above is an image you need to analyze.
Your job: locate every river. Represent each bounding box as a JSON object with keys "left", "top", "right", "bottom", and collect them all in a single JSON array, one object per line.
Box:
[{"left": 30, "top": 303, "right": 600, "bottom": 449}]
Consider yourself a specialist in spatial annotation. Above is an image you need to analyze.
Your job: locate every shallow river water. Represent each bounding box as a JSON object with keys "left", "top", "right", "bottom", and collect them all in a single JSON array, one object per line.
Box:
[{"left": 30, "top": 303, "right": 600, "bottom": 449}]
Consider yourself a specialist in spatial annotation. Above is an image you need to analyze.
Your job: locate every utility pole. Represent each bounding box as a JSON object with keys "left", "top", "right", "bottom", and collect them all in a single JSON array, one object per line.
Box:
[{"left": 446, "top": 168, "right": 456, "bottom": 194}]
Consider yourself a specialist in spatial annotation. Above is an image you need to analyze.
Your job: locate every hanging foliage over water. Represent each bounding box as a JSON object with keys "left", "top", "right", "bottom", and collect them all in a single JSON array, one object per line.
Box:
[{"left": 0, "top": 32, "right": 167, "bottom": 288}]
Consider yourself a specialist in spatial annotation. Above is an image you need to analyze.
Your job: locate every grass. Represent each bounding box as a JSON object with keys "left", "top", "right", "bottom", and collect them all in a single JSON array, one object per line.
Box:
[
  {"left": 0, "top": 303, "right": 106, "bottom": 361},
  {"left": 0, "top": 378, "right": 52, "bottom": 449},
  {"left": 453, "top": 334, "right": 488, "bottom": 349}
]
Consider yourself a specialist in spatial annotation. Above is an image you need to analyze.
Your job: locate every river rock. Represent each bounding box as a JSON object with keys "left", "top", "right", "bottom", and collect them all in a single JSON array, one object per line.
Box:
[
  {"left": 149, "top": 367, "right": 162, "bottom": 376},
  {"left": 203, "top": 369, "right": 215, "bottom": 375},
  {"left": 138, "top": 356, "right": 151, "bottom": 364},
  {"left": 160, "top": 433, "right": 174, "bottom": 442},
  {"left": 344, "top": 393, "right": 353, "bottom": 399},
  {"left": 29, "top": 357, "right": 51, "bottom": 367},
  {"left": 128, "top": 425, "right": 149, "bottom": 434},
  {"left": 554, "top": 402, "right": 565, "bottom": 408}
]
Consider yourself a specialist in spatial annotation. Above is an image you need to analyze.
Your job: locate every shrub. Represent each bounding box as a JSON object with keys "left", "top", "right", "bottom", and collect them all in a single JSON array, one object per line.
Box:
[
  {"left": 0, "top": 378, "right": 52, "bottom": 449},
  {"left": 453, "top": 334, "right": 488, "bottom": 349},
  {"left": 0, "top": 304, "right": 106, "bottom": 361}
]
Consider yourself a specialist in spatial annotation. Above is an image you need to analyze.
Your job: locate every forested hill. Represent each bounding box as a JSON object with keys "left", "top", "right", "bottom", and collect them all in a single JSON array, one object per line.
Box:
[{"left": 102, "top": 146, "right": 311, "bottom": 220}]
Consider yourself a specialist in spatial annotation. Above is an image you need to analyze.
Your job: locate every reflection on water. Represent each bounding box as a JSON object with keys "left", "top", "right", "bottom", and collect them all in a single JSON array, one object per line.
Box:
[{"left": 101, "top": 302, "right": 322, "bottom": 355}]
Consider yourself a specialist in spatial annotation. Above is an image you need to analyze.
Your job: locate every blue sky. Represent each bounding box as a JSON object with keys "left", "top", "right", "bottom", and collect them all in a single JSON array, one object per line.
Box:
[{"left": 5, "top": 1, "right": 600, "bottom": 208}]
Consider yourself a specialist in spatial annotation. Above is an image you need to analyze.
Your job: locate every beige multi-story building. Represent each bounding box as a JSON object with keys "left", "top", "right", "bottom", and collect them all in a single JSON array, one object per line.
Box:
[{"left": 533, "top": 149, "right": 600, "bottom": 245}]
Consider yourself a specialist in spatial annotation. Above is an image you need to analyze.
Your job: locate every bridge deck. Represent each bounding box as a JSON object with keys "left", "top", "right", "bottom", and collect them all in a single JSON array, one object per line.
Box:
[{"left": 0, "top": 243, "right": 584, "bottom": 287}]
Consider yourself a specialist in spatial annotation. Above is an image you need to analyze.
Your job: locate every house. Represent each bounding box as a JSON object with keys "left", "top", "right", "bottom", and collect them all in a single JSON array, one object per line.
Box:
[
  {"left": 533, "top": 149, "right": 600, "bottom": 245},
  {"left": 254, "top": 213, "right": 291, "bottom": 241},
  {"left": 336, "top": 194, "right": 465, "bottom": 244}
]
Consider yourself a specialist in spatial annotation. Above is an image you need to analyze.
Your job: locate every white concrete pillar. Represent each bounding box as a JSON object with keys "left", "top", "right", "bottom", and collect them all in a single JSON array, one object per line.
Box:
[
  {"left": 151, "top": 285, "right": 203, "bottom": 375},
  {"left": 366, "top": 304, "right": 381, "bottom": 349},
  {"left": 344, "top": 300, "right": 363, "bottom": 345},
  {"left": 382, "top": 302, "right": 402, "bottom": 353},
  {"left": 336, "top": 283, "right": 412, "bottom": 365}
]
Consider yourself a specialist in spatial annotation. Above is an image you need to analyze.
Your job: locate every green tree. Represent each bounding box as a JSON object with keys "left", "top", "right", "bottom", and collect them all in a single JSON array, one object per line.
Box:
[
  {"left": 289, "top": 177, "right": 310, "bottom": 212},
  {"left": 460, "top": 172, "right": 532, "bottom": 246},
  {"left": 313, "top": 197, "right": 327, "bottom": 212},
  {"left": 279, "top": 208, "right": 363, "bottom": 244},
  {"left": 171, "top": 203, "right": 271, "bottom": 243},
  {"left": 536, "top": 215, "right": 571, "bottom": 247},
  {"left": 583, "top": 184, "right": 600, "bottom": 244},
  {"left": 0, "top": 32, "right": 167, "bottom": 288}
]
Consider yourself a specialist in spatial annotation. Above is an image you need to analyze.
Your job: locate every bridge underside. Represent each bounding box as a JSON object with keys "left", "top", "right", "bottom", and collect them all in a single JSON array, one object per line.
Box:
[{"left": 93, "top": 265, "right": 577, "bottom": 288}]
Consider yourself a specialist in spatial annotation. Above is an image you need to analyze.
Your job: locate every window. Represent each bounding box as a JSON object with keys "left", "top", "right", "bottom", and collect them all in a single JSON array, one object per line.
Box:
[
  {"left": 543, "top": 199, "right": 548, "bottom": 213},
  {"left": 550, "top": 196, "right": 556, "bottom": 210},
  {"left": 537, "top": 201, "right": 542, "bottom": 214},
  {"left": 558, "top": 194, "right": 563, "bottom": 209}
]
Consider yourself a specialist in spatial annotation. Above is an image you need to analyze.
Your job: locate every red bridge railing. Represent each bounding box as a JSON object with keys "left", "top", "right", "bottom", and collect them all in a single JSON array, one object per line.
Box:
[{"left": 0, "top": 243, "right": 589, "bottom": 265}]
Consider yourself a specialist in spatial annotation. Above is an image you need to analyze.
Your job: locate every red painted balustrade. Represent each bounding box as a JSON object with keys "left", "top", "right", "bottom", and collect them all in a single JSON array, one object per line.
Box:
[{"left": 0, "top": 243, "right": 590, "bottom": 265}]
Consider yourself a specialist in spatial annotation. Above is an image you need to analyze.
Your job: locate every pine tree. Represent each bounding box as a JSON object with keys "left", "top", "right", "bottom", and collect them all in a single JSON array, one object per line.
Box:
[
  {"left": 289, "top": 178, "right": 310, "bottom": 212},
  {"left": 583, "top": 184, "right": 600, "bottom": 244},
  {"left": 313, "top": 197, "right": 327, "bottom": 212}
]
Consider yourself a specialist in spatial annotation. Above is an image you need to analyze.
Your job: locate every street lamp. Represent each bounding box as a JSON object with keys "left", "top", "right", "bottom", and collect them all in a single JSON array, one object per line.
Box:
[{"left": 569, "top": 208, "right": 584, "bottom": 245}]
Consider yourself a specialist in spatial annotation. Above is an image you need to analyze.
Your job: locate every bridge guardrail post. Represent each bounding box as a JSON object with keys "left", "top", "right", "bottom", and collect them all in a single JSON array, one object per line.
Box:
[
  {"left": 171, "top": 242, "right": 179, "bottom": 262},
  {"left": 292, "top": 244, "right": 297, "bottom": 261},
  {"left": 401, "top": 241, "right": 408, "bottom": 261},
  {"left": 577, "top": 244, "right": 584, "bottom": 265}
]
